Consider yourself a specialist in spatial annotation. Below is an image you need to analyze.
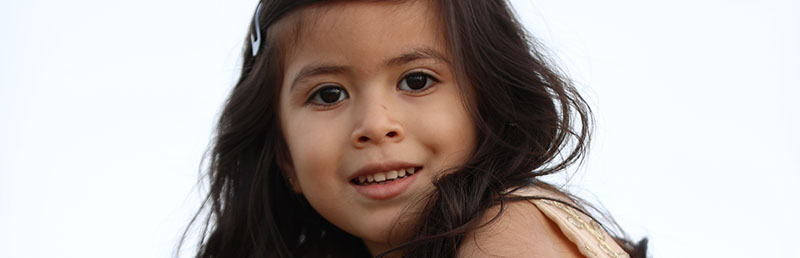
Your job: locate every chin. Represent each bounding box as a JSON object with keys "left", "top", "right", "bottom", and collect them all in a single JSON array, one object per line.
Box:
[{"left": 350, "top": 207, "right": 418, "bottom": 250}]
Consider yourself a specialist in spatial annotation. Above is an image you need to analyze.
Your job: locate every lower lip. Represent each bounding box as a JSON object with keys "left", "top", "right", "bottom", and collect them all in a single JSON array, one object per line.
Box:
[{"left": 352, "top": 169, "right": 421, "bottom": 200}]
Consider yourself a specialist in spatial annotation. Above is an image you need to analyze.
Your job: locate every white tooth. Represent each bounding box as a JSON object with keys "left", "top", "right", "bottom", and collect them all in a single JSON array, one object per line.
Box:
[
  {"left": 367, "top": 174, "right": 374, "bottom": 182},
  {"left": 406, "top": 167, "right": 415, "bottom": 175},
  {"left": 398, "top": 169, "right": 406, "bottom": 177},
  {"left": 387, "top": 170, "right": 398, "bottom": 180},
  {"left": 374, "top": 172, "right": 387, "bottom": 182},
  {"left": 358, "top": 176, "right": 366, "bottom": 183}
]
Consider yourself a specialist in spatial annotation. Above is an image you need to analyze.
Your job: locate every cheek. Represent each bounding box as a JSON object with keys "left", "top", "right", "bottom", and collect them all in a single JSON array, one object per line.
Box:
[
  {"left": 283, "top": 115, "right": 348, "bottom": 186},
  {"left": 410, "top": 92, "right": 476, "bottom": 160}
]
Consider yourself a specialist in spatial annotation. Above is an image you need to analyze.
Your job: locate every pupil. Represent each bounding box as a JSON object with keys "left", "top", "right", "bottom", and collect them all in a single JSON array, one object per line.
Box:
[
  {"left": 319, "top": 88, "right": 341, "bottom": 103},
  {"left": 407, "top": 75, "right": 427, "bottom": 90}
]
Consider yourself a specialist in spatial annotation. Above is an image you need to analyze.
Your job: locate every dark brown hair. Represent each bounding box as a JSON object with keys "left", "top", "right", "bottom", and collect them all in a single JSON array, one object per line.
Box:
[{"left": 182, "top": 0, "right": 648, "bottom": 257}]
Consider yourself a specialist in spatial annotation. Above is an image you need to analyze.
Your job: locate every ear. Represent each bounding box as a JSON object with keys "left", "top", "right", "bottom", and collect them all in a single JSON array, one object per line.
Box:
[
  {"left": 275, "top": 137, "right": 303, "bottom": 194},
  {"left": 280, "top": 160, "right": 303, "bottom": 194}
]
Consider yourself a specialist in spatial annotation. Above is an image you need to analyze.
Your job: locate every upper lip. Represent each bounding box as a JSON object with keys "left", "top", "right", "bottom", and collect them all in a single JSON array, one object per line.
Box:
[{"left": 350, "top": 161, "right": 421, "bottom": 181}]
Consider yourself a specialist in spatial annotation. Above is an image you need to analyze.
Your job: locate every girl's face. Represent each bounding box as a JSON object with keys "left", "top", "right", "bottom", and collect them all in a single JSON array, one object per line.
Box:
[{"left": 277, "top": 0, "right": 476, "bottom": 254}]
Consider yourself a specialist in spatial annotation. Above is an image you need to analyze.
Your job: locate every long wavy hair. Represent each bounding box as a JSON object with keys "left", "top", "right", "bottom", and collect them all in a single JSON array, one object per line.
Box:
[{"left": 182, "top": 0, "right": 648, "bottom": 257}]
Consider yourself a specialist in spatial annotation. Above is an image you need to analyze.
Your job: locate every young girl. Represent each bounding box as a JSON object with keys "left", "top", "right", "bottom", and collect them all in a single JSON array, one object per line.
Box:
[{"left": 186, "top": 0, "right": 648, "bottom": 257}]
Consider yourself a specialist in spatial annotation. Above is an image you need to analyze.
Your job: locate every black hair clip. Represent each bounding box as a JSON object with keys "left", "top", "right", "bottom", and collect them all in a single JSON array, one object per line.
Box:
[{"left": 250, "top": 2, "right": 263, "bottom": 57}]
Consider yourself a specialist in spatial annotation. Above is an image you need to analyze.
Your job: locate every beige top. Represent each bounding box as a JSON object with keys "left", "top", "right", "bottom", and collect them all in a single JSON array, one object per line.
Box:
[{"left": 511, "top": 186, "right": 631, "bottom": 258}]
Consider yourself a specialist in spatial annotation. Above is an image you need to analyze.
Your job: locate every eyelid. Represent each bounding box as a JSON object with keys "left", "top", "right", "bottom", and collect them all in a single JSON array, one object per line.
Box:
[
  {"left": 401, "top": 68, "right": 441, "bottom": 80},
  {"left": 306, "top": 83, "right": 349, "bottom": 107},
  {"left": 398, "top": 69, "right": 440, "bottom": 93}
]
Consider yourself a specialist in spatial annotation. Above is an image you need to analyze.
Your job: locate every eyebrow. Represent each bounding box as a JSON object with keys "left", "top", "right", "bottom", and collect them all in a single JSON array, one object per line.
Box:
[
  {"left": 290, "top": 64, "right": 347, "bottom": 92},
  {"left": 289, "top": 47, "right": 451, "bottom": 92},
  {"left": 385, "top": 47, "right": 451, "bottom": 67}
]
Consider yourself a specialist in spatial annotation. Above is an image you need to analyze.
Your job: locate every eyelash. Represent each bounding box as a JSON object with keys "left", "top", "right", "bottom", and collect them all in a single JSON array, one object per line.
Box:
[
  {"left": 305, "top": 71, "right": 440, "bottom": 107},
  {"left": 398, "top": 71, "right": 440, "bottom": 93},
  {"left": 307, "top": 84, "right": 348, "bottom": 107}
]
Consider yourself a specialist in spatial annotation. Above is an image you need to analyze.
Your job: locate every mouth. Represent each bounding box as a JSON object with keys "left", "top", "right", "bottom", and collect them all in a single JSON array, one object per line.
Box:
[
  {"left": 350, "top": 166, "right": 422, "bottom": 186},
  {"left": 349, "top": 162, "right": 423, "bottom": 200}
]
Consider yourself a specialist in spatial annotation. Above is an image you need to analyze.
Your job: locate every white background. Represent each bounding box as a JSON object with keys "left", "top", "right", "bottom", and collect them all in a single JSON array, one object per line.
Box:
[{"left": 1, "top": 0, "right": 798, "bottom": 257}]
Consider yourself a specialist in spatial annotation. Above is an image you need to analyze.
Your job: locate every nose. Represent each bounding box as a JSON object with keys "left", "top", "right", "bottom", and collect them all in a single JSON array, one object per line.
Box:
[{"left": 351, "top": 101, "right": 404, "bottom": 148}]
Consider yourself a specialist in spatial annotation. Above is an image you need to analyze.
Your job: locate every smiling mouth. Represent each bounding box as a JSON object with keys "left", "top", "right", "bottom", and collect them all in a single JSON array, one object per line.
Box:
[{"left": 351, "top": 166, "right": 422, "bottom": 186}]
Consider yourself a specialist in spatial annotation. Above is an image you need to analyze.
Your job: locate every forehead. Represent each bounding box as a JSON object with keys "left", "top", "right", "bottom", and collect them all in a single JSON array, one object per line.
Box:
[{"left": 271, "top": 0, "right": 447, "bottom": 74}]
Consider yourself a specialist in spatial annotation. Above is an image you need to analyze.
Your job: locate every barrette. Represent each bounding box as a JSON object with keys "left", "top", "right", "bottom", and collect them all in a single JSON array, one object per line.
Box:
[{"left": 250, "top": 2, "right": 263, "bottom": 57}]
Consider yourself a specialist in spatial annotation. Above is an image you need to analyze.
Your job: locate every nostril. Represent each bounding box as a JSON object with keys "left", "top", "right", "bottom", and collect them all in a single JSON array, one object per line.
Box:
[
  {"left": 358, "top": 136, "right": 370, "bottom": 142},
  {"left": 386, "top": 131, "right": 397, "bottom": 137}
]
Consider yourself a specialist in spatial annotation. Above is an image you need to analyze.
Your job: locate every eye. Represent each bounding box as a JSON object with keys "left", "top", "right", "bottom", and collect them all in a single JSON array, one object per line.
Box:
[
  {"left": 398, "top": 72, "right": 439, "bottom": 92},
  {"left": 309, "top": 85, "right": 349, "bottom": 106}
]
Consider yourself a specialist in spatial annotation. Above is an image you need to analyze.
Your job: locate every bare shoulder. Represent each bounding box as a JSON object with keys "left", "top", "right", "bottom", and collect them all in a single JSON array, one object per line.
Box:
[{"left": 457, "top": 198, "right": 584, "bottom": 258}]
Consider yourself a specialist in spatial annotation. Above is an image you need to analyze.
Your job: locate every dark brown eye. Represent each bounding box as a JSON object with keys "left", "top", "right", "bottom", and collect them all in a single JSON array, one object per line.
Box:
[
  {"left": 399, "top": 72, "right": 438, "bottom": 92},
  {"left": 310, "top": 86, "right": 348, "bottom": 105}
]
